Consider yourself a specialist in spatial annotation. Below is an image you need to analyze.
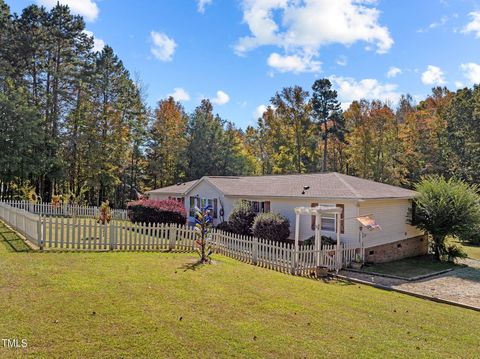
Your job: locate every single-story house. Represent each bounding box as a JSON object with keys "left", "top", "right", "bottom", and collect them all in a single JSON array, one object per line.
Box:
[{"left": 146, "top": 172, "right": 427, "bottom": 263}]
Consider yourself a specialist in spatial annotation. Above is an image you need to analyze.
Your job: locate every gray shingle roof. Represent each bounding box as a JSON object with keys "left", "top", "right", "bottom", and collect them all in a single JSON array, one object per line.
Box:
[
  {"left": 147, "top": 173, "right": 417, "bottom": 200},
  {"left": 146, "top": 180, "right": 198, "bottom": 195}
]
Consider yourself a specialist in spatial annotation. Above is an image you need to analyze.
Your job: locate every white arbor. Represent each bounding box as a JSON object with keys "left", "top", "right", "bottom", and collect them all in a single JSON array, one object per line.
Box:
[{"left": 294, "top": 205, "right": 343, "bottom": 270}]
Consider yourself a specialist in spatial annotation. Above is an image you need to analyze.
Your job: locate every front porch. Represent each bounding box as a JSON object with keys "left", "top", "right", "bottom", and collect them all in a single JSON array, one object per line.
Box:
[{"left": 294, "top": 205, "right": 362, "bottom": 272}]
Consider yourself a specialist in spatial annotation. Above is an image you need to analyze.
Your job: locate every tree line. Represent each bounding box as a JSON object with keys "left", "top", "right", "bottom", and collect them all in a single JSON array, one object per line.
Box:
[{"left": 2, "top": 1, "right": 480, "bottom": 207}]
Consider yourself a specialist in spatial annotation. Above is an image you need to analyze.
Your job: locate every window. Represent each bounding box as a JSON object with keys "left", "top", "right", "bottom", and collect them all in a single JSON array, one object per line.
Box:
[
  {"left": 206, "top": 199, "right": 218, "bottom": 219},
  {"left": 321, "top": 215, "right": 336, "bottom": 232},
  {"left": 311, "top": 203, "right": 343, "bottom": 233},
  {"left": 169, "top": 196, "right": 184, "bottom": 204},
  {"left": 244, "top": 200, "right": 270, "bottom": 214},
  {"left": 189, "top": 196, "right": 218, "bottom": 218}
]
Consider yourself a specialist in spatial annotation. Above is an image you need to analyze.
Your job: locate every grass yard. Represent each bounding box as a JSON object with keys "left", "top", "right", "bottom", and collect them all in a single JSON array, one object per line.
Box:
[
  {"left": 447, "top": 237, "right": 480, "bottom": 260},
  {"left": 1, "top": 221, "right": 479, "bottom": 358},
  {"left": 360, "top": 255, "right": 459, "bottom": 279}
]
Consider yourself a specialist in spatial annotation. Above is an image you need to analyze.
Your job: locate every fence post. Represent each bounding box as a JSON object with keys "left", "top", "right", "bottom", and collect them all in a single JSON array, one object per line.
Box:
[
  {"left": 212, "top": 229, "right": 219, "bottom": 253},
  {"left": 252, "top": 236, "right": 258, "bottom": 265},
  {"left": 336, "top": 245, "right": 342, "bottom": 272},
  {"left": 109, "top": 222, "right": 115, "bottom": 251},
  {"left": 291, "top": 245, "right": 298, "bottom": 275},
  {"left": 169, "top": 224, "right": 176, "bottom": 251},
  {"left": 37, "top": 215, "right": 44, "bottom": 250}
]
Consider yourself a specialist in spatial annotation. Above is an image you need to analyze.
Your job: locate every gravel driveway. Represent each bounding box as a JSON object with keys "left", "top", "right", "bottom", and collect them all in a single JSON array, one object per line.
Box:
[{"left": 340, "top": 258, "right": 480, "bottom": 309}]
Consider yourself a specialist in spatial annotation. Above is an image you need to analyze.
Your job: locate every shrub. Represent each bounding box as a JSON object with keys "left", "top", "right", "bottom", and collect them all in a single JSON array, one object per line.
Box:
[
  {"left": 414, "top": 176, "right": 480, "bottom": 261},
  {"left": 228, "top": 200, "right": 257, "bottom": 235},
  {"left": 445, "top": 244, "right": 467, "bottom": 263},
  {"left": 252, "top": 212, "right": 290, "bottom": 242},
  {"left": 127, "top": 199, "right": 187, "bottom": 225},
  {"left": 459, "top": 225, "right": 480, "bottom": 245},
  {"left": 303, "top": 235, "right": 336, "bottom": 246},
  {"left": 216, "top": 221, "right": 232, "bottom": 233}
]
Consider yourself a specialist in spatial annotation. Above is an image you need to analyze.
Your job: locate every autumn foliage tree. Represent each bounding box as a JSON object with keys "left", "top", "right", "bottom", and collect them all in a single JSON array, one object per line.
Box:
[{"left": 147, "top": 97, "right": 188, "bottom": 188}]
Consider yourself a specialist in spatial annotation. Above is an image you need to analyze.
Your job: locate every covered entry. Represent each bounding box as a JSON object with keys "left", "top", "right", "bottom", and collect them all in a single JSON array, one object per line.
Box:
[{"left": 294, "top": 205, "right": 344, "bottom": 271}]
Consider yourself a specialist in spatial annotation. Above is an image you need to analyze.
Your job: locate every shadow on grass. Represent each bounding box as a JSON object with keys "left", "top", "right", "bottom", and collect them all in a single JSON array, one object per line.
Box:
[
  {"left": 0, "top": 226, "right": 32, "bottom": 253},
  {"left": 178, "top": 260, "right": 209, "bottom": 272}
]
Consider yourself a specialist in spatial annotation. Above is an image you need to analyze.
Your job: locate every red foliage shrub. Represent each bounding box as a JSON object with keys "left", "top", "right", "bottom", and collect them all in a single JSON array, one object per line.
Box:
[{"left": 127, "top": 199, "right": 187, "bottom": 224}]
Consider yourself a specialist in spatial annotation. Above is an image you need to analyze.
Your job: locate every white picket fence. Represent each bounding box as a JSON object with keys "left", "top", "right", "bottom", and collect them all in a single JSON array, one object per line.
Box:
[
  {"left": 9, "top": 200, "right": 129, "bottom": 220},
  {"left": 0, "top": 204, "right": 42, "bottom": 247},
  {"left": 3, "top": 200, "right": 128, "bottom": 220},
  {"left": 0, "top": 201, "right": 361, "bottom": 275}
]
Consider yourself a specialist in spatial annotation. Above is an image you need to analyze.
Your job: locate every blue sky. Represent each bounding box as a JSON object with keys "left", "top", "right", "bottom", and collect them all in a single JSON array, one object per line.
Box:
[{"left": 9, "top": 0, "right": 480, "bottom": 128}]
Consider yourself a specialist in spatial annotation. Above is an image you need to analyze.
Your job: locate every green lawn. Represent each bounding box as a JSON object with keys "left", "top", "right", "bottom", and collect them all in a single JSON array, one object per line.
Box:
[
  {"left": 447, "top": 237, "right": 480, "bottom": 260},
  {"left": 1, "top": 221, "right": 480, "bottom": 358},
  {"left": 360, "top": 255, "right": 459, "bottom": 279}
]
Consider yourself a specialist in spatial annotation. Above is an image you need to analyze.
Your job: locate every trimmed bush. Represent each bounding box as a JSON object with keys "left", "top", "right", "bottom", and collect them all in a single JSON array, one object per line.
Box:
[
  {"left": 228, "top": 200, "right": 257, "bottom": 235},
  {"left": 216, "top": 221, "right": 233, "bottom": 233},
  {"left": 252, "top": 212, "right": 290, "bottom": 242},
  {"left": 127, "top": 199, "right": 187, "bottom": 225},
  {"left": 303, "top": 235, "right": 336, "bottom": 246}
]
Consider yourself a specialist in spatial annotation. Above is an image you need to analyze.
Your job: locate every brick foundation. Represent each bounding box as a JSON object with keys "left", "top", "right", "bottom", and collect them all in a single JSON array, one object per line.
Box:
[{"left": 364, "top": 235, "right": 428, "bottom": 263}]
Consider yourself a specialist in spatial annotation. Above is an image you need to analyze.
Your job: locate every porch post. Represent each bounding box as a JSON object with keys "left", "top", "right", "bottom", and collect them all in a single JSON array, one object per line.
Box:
[
  {"left": 294, "top": 210, "right": 300, "bottom": 272},
  {"left": 336, "top": 212, "right": 341, "bottom": 272},
  {"left": 315, "top": 212, "right": 321, "bottom": 267}
]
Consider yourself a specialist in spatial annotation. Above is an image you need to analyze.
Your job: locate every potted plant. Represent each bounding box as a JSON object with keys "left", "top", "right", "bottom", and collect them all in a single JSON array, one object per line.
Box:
[{"left": 350, "top": 254, "right": 363, "bottom": 270}]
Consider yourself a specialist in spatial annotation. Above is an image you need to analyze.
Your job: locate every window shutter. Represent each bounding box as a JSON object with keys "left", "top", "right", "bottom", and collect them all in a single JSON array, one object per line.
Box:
[
  {"left": 264, "top": 201, "right": 271, "bottom": 213},
  {"left": 189, "top": 197, "right": 195, "bottom": 217},
  {"left": 311, "top": 203, "right": 318, "bottom": 230},
  {"left": 336, "top": 204, "right": 345, "bottom": 234},
  {"left": 213, "top": 199, "right": 218, "bottom": 219}
]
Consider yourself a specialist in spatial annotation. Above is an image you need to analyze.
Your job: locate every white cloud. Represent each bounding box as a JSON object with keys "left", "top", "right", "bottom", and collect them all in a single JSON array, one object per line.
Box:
[
  {"left": 83, "top": 30, "right": 105, "bottom": 52},
  {"left": 460, "top": 62, "right": 480, "bottom": 84},
  {"left": 330, "top": 76, "right": 401, "bottom": 107},
  {"left": 212, "top": 90, "right": 230, "bottom": 105},
  {"left": 462, "top": 11, "right": 480, "bottom": 37},
  {"left": 336, "top": 55, "right": 347, "bottom": 66},
  {"left": 235, "top": 0, "right": 393, "bottom": 73},
  {"left": 267, "top": 53, "right": 321, "bottom": 73},
  {"left": 421, "top": 65, "right": 446, "bottom": 85},
  {"left": 150, "top": 31, "right": 177, "bottom": 62},
  {"left": 417, "top": 15, "right": 448, "bottom": 33},
  {"left": 197, "top": 0, "right": 213, "bottom": 13},
  {"left": 455, "top": 81, "right": 465, "bottom": 89},
  {"left": 167, "top": 87, "right": 190, "bottom": 102},
  {"left": 37, "top": 0, "right": 99, "bottom": 22},
  {"left": 254, "top": 104, "right": 267, "bottom": 119},
  {"left": 386, "top": 66, "right": 401, "bottom": 78}
]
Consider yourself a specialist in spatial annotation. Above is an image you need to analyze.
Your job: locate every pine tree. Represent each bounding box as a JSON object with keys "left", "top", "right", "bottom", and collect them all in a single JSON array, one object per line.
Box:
[{"left": 311, "top": 79, "right": 343, "bottom": 172}]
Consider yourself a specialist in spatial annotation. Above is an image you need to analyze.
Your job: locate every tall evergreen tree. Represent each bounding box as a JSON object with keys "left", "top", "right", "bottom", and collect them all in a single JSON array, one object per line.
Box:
[{"left": 311, "top": 79, "right": 343, "bottom": 172}]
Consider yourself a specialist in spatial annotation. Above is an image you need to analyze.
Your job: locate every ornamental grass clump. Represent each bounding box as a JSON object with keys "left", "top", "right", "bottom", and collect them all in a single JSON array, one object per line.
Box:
[{"left": 127, "top": 199, "right": 187, "bottom": 224}]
